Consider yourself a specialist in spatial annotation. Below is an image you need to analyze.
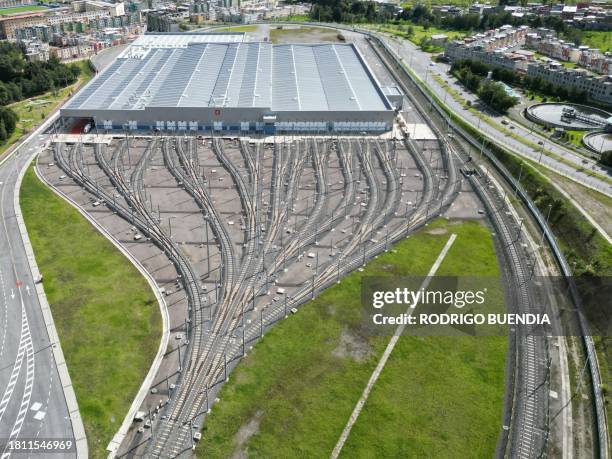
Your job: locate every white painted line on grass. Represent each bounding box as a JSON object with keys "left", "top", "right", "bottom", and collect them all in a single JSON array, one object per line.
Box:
[{"left": 330, "top": 233, "right": 457, "bottom": 459}]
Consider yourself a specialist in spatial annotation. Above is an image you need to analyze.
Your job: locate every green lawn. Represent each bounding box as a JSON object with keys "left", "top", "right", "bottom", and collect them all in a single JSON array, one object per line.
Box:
[
  {"left": 564, "top": 130, "right": 585, "bottom": 149},
  {"left": 0, "top": 60, "right": 93, "bottom": 159},
  {"left": 371, "top": 23, "right": 465, "bottom": 52},
  {"left": 197, "top": 219, "right": 506, "bottom": 458},
  {"left": 20, "top": 167, "right": 161, "bottom": 458},
  {"left": 0, "top": 4, "right": 47, "bottom": 14},
  {"left": 219, "top": 24, "right": 258, "bottom": 32},
  {"left": 581, "top": 31, "right": 612, "bottom": 53}
]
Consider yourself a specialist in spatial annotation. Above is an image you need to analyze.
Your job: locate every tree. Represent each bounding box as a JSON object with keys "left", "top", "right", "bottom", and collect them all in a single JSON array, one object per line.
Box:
[
  {"left": 0, "top": 119, "right": 7, "bottom": 142},
  {"left": 0, "top": 107, "right": 17, "bottom": 134},
  {"left": 600, "top": 151, "right": 612, "bottom": 168},
  {"left": 477, "top": 80, "right": 518, "bottom": 113}
]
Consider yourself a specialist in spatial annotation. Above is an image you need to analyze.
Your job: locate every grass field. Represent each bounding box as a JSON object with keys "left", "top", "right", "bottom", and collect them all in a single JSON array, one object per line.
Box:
[
  {"left": 372, "top": 23, "right": 465, "bottom": 52},
  {"left": 0, "top": 4, "right": 47, "bottom": 14},
  {"left": 581, "top": 31, "right": 612, "bottom": 53},
  {"left": 20, "top": 167, "right": 161, "bottom": 458},
  {"left": 197, "top": 219, "right": 506, "bottom": 458},
  {"left": 0, "top": 60, "right": 93, "bottom": 158}
]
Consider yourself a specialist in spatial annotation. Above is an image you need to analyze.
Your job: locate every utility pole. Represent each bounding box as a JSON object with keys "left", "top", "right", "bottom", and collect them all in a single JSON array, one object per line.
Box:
[
  {"left": 539, "top": 204, "right": 553, "bottom": 245},
  {"left": 177, "top": 344, "right": 182, "bottom": 372}
]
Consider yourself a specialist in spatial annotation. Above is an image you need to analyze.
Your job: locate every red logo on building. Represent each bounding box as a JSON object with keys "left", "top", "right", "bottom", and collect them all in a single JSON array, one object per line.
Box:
[{"left": 214, "top": 109, "right": 221, "bottom": 116}]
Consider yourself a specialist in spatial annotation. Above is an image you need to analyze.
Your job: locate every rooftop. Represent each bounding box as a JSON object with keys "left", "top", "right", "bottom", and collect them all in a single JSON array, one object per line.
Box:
[
  {"left": 65, "top": 35, "right": 391, "bottom": 113},
  {"left": 129, "top": 32, "right": 245, "bottom": 48}
]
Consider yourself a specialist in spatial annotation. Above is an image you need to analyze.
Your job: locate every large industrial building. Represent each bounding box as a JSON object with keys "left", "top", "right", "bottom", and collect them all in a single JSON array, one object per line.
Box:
[{"left": 60, "top": 32, "right": 396, "bottom": 134}]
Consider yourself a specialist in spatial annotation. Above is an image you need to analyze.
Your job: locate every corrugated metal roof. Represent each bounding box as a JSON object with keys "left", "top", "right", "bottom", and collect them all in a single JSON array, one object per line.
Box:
[
  {"left": 66, "top": 39, "right": 390, "bottom": 113},
  {"left": 129, "top": 32, "right": 245, "bottom": 48}
]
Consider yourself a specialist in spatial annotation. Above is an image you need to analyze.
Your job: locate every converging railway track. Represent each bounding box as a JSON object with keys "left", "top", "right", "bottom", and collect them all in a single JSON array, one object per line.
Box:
[
  {"left": 50, "top": 44, "right": 554, "bottom": 457},
  {"left": 50, "top": 131, "right": 457, "bottom": 457}
]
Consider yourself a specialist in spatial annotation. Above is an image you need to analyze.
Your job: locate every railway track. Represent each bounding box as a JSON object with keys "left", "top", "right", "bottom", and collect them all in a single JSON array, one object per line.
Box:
[
  {"left": 53, "top": 132, "right": 458, "bottom": 457},
  {"left": 364, "top": 34, "right": 549, "bottom": 458}
]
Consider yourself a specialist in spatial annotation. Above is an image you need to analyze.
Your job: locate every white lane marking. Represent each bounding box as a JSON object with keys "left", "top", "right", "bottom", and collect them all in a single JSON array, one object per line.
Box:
[
  {"left": 331, "top": 233, "right": 458, "bottom": 459},
  {"left": 10, "top": 289, "right": 14, "bottom": 300},
  {"left": 0, "top": 269, "right": 8, "bottom": 359},
  {"left": 1, "top": 296, "right": 35, "bottom": 459},
  {"left": 0, "top": 298, "right": 29, "bottom": 424},
  {"left": 25, "top": 285, "right": 30, "bottom": 296}
]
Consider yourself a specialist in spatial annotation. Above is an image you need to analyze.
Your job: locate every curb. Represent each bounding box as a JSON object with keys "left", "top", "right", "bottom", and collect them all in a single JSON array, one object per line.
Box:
[
  {"left": 10, "top": 113, "right": 88, "bottom": 458},
  {"left": 33, "top": 155, "right": 170, "bottom": 459}
]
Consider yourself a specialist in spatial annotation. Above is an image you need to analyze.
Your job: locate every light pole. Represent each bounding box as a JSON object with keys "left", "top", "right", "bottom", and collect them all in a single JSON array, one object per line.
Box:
[
  {"left": 539, "top": 204, "right": 553, "bottom": 245},
  {"left": 514, "top": 162, "right": 523, "bottom": 197},
  {"left": 538, "top": 141, "right": 545, "bottom": 163}
]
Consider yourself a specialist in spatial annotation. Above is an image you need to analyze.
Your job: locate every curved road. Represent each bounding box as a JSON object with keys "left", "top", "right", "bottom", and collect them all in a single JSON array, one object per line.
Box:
[
  {"left": 0, "top": 121, "right": 78, "bottom": 457},
  {"left": 377, "top": 32, "right": 612, "bottom": 197}
]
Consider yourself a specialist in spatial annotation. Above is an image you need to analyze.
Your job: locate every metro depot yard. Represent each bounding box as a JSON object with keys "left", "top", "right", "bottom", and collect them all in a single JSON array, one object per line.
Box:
[{"left": 38, "top": 133, "right": 467, "bottom": 456}]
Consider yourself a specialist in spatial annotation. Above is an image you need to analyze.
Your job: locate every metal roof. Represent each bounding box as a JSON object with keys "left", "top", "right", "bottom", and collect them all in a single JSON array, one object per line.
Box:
[
  {"left": 128, "top": 32, "right": 245, "bottom": 48},
  {"left": 66, "top": 40, "right": 391, "bottom": 113}
]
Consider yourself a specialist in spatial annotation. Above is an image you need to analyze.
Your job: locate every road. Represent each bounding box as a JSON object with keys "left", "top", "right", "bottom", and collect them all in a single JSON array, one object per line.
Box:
[
  {"left": 0, "top": 125, "right": 76, "bottom": 457},
  {"left": 375, "top": 32, "right": 612, "bottom": 197}
]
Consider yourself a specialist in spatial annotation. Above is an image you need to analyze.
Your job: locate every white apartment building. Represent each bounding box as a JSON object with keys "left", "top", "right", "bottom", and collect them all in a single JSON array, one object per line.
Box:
[
  {"left": 445, "top": 25, "right": 533, "bottom": 72},
  {"left": 527, "top": 63, "right": 612, "bottom": 105},
  {"left": 47, "top": 9, "right": 111, "bottom": 25}
]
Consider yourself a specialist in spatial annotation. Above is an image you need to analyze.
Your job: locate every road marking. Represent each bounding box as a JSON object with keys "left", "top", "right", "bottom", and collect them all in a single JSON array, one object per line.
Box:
[
  {"left": 0, "top": 270, "right": 8, "bottom": 360},
  {"left": 1, "top": 294, "right": 35, "bottom": 458},
  {"left": 0, "top": 296, "right": 30, "bottom": 425},
  {"left": 331, "top": 233, "right": 457, "bottom": 459}
]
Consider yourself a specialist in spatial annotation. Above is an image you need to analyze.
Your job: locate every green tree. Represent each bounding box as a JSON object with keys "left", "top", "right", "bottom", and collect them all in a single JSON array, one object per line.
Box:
[
  {"left": 0, "top": 119, "right": 7, "bottom": 142},
  {"left": 600, "top": 151, "right": 612, "bottom": 168}
]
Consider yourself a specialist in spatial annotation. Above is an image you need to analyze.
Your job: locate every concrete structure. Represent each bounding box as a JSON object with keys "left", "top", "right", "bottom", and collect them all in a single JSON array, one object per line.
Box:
[
  {"left": 72, "top": 0, "right": 125, "bottom": 17},
  {"left": 525, "top": 28, "right": 612, "bottom": 75},
  {"left": 0, "top": 11, "right": 45, "bottom": 38},
  {"left": 61, "top": 33, "right": 395, "bottom": 134},
  {"left": 0, "top": 0, "right": 33, "bottom": 8},
  {"left": 445, "top": 25, "right": 533, "bottom": 72},
  {"left": 2, "top": 2, "right": 136, "bottom": 38},
  {"left": 527, "top": 63, "right": 612, "bottom": 105}
]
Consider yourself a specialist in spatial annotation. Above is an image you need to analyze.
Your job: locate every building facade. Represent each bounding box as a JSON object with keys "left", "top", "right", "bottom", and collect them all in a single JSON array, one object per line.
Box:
[{"left": 61, "top": 34, "right": 395, "bottom": 133}]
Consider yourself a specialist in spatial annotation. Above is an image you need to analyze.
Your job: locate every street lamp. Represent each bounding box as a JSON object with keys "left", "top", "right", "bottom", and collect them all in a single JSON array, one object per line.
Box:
[{"left": 539, "top": 204, "right": 553, "bottom": 245}]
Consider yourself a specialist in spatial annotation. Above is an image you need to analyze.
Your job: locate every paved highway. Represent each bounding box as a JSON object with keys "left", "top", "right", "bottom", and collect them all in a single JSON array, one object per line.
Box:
[
  {"left": 0, "top": 128, "right": 76, "bottom": 457},
  {"left": 370, "top": 31, "right": 612, "bottom": 197}
]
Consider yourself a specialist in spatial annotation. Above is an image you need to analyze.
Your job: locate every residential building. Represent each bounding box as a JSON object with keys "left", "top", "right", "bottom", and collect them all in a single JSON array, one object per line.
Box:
[
  {"left": 0, "top": 11, "right": 46, "bottom": 38},
  {"left": 0, "top": 0, "right": 34, "bottom": 8},
  {"left": 527, "top": 62, "right": 612, "bottom": 105}
]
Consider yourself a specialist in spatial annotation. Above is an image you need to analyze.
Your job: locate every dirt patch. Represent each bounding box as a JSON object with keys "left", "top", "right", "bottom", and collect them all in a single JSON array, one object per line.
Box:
[
  {"left": 270, "top": 26, "right": 341, "bottom": 44},
  {"left": 231, "top": 410, "right": 264, "bottom": 459},
  {"left": 426, "top": 227, "right": 448, "bottom": 235},
  {"left": 332, "top": 327, "right": 373, "bottom": 363}
]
